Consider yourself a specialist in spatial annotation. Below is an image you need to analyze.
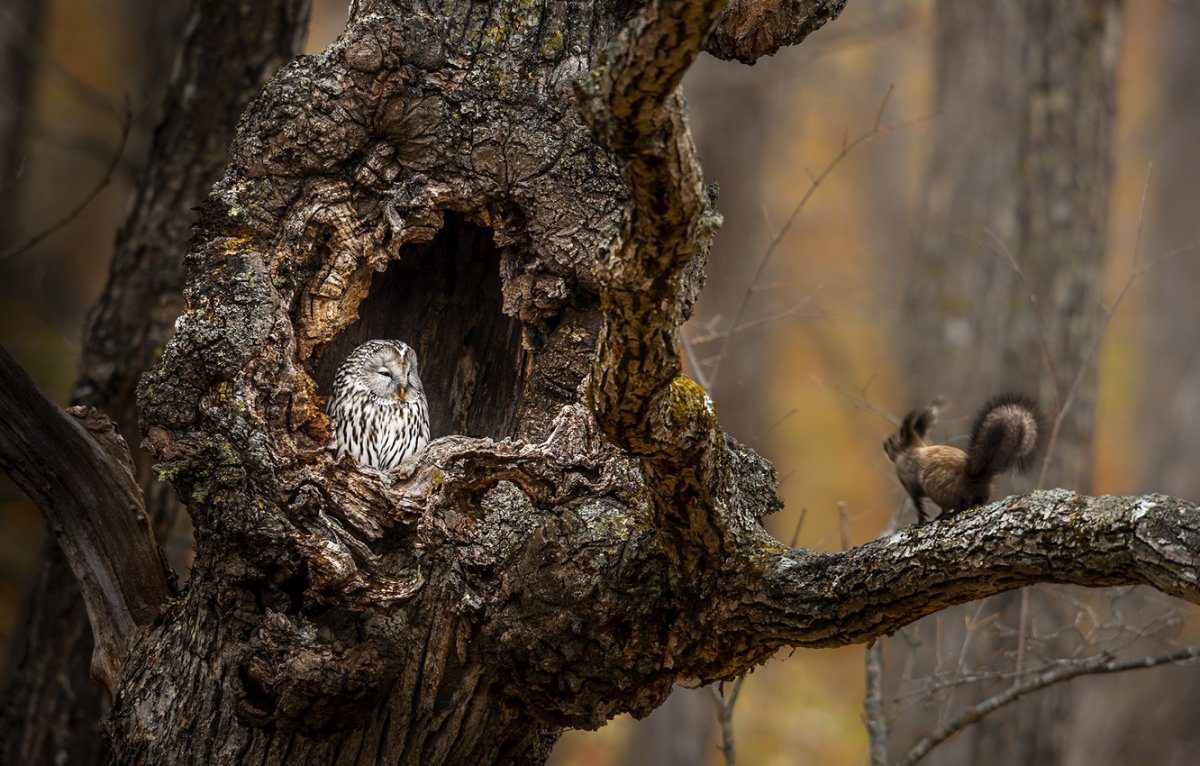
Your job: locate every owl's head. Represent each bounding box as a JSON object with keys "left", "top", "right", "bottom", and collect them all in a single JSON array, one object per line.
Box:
[{"left": 341, "top": 340, "right": 425, "bottom": 403}]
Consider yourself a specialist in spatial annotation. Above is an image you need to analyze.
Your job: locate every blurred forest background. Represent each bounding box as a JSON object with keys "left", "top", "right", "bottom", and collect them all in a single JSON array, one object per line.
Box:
[{"left": 2, "top": 0, "right": 1198, "bottom": 764}]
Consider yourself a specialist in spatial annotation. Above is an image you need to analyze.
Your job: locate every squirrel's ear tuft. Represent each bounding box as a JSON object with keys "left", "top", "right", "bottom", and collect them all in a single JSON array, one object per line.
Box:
[{"left": 911, "top": 404, "right": 938, "bottom": 438}]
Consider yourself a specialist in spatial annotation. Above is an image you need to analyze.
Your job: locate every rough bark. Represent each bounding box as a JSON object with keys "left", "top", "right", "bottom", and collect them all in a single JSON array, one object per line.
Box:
[
  {"left": 0, "top": 1, "right": 311, "bottom": 764},
  {"left": 76, "top": 0, "right": 313, "bottom": 535},
  {"left": 889, "top": 1, "right": 1121, "bottom": 763},
  {"left": 705, "top": 0, "right": 848, "bottom": 64},
  {"left": 619, "top": 53, "right": 772, "bottom": 761}
]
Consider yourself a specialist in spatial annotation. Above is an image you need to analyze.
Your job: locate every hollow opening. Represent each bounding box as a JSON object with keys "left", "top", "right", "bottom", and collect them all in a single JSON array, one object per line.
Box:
[{"left": 310, "top": 215, "right": 526, "bottom": 440}]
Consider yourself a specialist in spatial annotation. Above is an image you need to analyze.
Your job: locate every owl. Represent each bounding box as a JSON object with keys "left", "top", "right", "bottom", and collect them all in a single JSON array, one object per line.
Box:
[{"left": 328, "top": 340, "right": 430, "bottom": 470}]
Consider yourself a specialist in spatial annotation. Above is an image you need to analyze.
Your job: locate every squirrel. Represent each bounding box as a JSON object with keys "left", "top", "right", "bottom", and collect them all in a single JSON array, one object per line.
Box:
[{"left": 883, "top": 393, "right": 1045, "bottom": 524}]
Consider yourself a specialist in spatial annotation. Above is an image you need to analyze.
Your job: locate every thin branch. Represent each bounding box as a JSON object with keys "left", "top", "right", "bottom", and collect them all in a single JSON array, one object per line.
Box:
[
  {"left": 865, "top": 640, "right": 888, "bottom": 766},
  {"left": 1014, "top": 588, "right": 1030, "bottom": 684},
  {"left": 837, "top": 501, "right": 851, "bottom": 551},
  {"left": 788, "top": 507, "right": 809, "bottom": 547},
  {"left": 689, "top": 285, "right": 826, "bottom": 345},
  {"left": 709, "top": 677, "right": 746, "bottom": 766},
  {"left": 708, "top": 93, "right": 936, "bottom": 385},
  {"left": 816, "top": 375, "right": 901, "bottom": 425},
  {"left": 863, "top": 505, "right": 902, "bottom": 766},
  {"left": 764, "top": 407, "right": 798, "bottom": 436},
  {"left": 0, "top": 103, "right": 130, "bottom": 262},
  {"left": 0, "top": 344, "right": 172, "bottom": 691},
  {"left": 681, "top": 328, "right": 711, "bottom": 389},
  {"left": 896, "top": 646, "right": 1200, "bottom": 766}
]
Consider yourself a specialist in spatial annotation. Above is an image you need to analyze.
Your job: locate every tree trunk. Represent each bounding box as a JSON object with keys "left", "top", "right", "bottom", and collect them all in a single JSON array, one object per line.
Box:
[
  {"left": 888, "top": 1, "right": 1120, "bottom": 763},
  {"left": 1064, "top": 8, "right": 1200, "bottom": 765},
  {"left": 0, "top": 2, "right": 310, "bottom": 763}
]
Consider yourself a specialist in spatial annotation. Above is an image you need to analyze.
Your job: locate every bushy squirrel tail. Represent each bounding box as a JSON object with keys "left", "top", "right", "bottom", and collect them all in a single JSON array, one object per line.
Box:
[{"left": 965, "top": 392, "right": 1045, "bottom": 480}]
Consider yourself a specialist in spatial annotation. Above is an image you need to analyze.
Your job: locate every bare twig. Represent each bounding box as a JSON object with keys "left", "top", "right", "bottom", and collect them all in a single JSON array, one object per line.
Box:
[
  {"left": 689, "top": 285, "right": 826, "bottom": 345},
  {"left": 788, "top": 507, "right": 809, "bottom": 547},
  {"left": 837, "top": 501, "right": 851, "bottom": 551},
  {"left": 896, "top": 645, "right": 1200, "bottom": 766},
  {"left": 816, "top": 375, "right": 900, "bottom": 425},
  {"left": 0, "top": 103, "right": 131, "bottom": 262},
  {"left": 863, "top": 506, "right": 903, "bottom": 765},
  {"left": 706, "top": 87, "right": 937, "bottom": 386},
  {"left": 709, "top": 678, "right": 746, "bottom": 766},
  {"left": 681, "top": 329, "right": 711, "bottom": 389},
  {"left": 1014, "top": 588, "right": 1030, "bottom": 684},
  {"left": 866, "top": 640, "right": 888, "bottom": 766}
]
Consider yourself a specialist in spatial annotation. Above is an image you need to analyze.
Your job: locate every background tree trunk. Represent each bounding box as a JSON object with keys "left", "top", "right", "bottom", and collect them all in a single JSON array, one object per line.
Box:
[
  {"left": 1063, "top": 8, "right": 1200, "bottom": 765},
  {"left": 887, "top": 1, "right": 1120, "bottom": 763},
  {"left": 0, "top": 2, "right": 310, "bottom": 763}
]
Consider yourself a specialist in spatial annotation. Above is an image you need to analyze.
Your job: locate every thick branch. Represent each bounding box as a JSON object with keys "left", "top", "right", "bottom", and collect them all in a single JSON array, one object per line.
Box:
[
  {"left": 704, "top": 0, "right": 848, "bottom": 64},
  {"left": 580, "top": 0, "right": 724, "bottom": 151},
  {"left": 741, "top": 490, "right": 1200, "bottom": 653},
  {"left": 0, "top": 345, "right": 171, "bottom": 690},
  {"left": 579, "top": 0, "right": 725, "bottom": 463}
]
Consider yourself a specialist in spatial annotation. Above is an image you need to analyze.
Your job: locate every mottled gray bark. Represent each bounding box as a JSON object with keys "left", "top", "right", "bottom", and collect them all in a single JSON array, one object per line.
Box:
[
  {"left": 0, "top": 1, "right": 310, "bottom": 764},
  {"left": 888, "top": 1, "right": 1121, "bottom": 763}
]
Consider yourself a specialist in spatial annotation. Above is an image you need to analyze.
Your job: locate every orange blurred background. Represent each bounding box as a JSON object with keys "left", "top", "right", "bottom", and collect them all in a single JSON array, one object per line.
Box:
[{"left": 1, "top": 1, "right": 1196, "bottom": 763}]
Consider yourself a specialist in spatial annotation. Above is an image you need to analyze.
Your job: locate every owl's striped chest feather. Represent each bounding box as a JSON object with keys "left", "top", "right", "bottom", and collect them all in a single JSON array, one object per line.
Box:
[{"left": 327, "top": 339, "right": 431, "bottom": 471}]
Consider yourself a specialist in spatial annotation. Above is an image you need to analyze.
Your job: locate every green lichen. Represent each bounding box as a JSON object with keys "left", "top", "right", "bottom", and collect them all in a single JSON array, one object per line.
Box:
[
  {"left": 668, "top": 375, "right": 716, "bottom": 429},
  {"left": 217, "top": 237, "right": 252, "bottom": 254},
  {"left": 541, "top": 29, "right": 564, "bottom": 60}
]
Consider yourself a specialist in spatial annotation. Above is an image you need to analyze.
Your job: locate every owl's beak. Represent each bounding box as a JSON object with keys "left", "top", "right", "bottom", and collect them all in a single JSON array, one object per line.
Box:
[{"left": 394, "top": 388, "right": 407, "bottom": 402}]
